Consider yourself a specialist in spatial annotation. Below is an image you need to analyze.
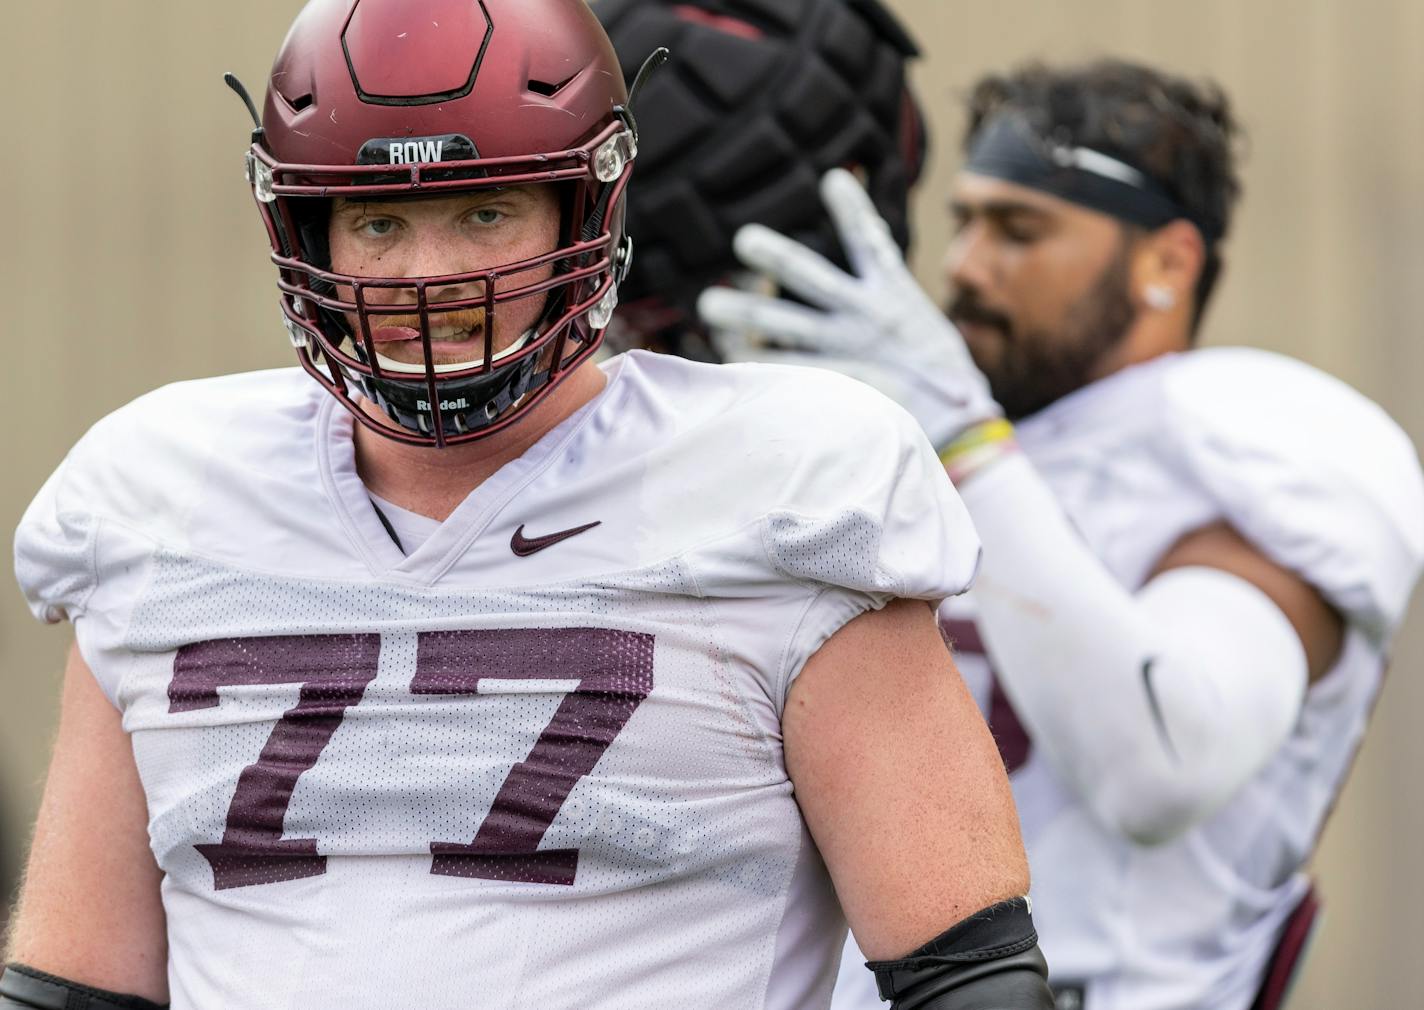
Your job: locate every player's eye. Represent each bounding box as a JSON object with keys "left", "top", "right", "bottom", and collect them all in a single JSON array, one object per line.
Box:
[
  {"left": 359, "top": 218, "right": 398, "bottom": 238},
  {"left": 999, "top": 221, "right": 1042, "bottom": 245},
  {"left": 471, "top": 208, "right": 504, "bottom": 226}
]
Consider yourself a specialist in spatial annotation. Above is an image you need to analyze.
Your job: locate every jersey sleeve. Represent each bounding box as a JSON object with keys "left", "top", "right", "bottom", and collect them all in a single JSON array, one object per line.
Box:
[
  {"left": 14, "top": 453, "right": 99, "bottom": 625},
  {"left": 15, "top": 393, "right": 176, "bottom": 628},
  {"left": 760, "top": 372, "right": 982, "bottom": 698},
  {"left": 1165, "top": 348, "right": 1424, "bottom": 644}
]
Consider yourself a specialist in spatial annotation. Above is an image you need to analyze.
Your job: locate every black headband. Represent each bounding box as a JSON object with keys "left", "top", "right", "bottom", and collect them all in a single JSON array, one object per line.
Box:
[{"left": 965, "top": 116, "right": 1221, "bottom": 244}]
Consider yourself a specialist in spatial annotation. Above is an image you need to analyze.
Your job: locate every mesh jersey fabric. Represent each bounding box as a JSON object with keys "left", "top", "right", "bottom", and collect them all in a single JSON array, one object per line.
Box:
[
  {"left": 14, "top": 350, "right": 980, "bottom": 1010},
  {"left": 831, "top": 347, "right": 1424, "bottom": 1010}
]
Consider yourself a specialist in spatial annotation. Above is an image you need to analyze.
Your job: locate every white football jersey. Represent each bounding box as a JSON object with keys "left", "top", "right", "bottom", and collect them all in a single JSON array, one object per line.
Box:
[
  {"left": 835, "top": 348, "right": 1424, "bottom": 1010},
  {"left": 14, "top": 351, "right": 981, "bottom": 1010}
]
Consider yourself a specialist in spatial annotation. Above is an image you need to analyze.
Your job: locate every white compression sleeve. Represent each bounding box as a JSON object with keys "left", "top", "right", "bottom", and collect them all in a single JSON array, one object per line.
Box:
[{"left": 958, "top": 453, "right": 1308, "bottom": 845}]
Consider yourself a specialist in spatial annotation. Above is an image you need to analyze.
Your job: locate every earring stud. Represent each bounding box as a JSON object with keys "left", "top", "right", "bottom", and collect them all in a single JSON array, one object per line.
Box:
[{"left": 1144, "top": 286, "right": 1178, "bottom": 311}]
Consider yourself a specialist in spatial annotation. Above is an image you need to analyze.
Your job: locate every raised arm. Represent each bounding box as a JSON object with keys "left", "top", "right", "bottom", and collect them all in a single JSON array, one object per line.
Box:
[
  {"left": 950, "top": 457, "right": 1338, "bottom": 843},
  {"left": 701, "top": 169, "right": 1349, "bottom": 847},
  {"left": 785, "top": 598, "right": 1052, "bottom": 1009},
  {"left": 3, "top": 644, "right": 168, "bottom": 1007}
]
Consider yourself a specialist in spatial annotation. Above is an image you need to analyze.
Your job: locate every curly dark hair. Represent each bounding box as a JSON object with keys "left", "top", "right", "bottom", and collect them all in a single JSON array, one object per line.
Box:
[{"left": 964, "top": 59, "right": 1244, "bottom": 329}]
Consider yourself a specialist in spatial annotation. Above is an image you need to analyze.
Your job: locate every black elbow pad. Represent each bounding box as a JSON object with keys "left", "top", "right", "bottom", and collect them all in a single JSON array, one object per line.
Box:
[
  {"left": 865, "top": 898, "right": 1055, "bottom": 1009},
  {"left": 0, "top": 964, "right": 167, "bottom": 1010}
]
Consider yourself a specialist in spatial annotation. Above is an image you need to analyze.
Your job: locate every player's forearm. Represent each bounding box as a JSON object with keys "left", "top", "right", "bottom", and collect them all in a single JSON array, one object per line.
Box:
[
  {"left": 4, "top": 901, "right": 168, "bottom": 1005},
  {"left": 5, "top": 648, "right": 170, "bottom": 1002},
  {"left": 956, "top": 453, "right": 1308, "bottom": 844},
  {"left": 0, "top": 963, "right": 167, "bottom": 1010}
]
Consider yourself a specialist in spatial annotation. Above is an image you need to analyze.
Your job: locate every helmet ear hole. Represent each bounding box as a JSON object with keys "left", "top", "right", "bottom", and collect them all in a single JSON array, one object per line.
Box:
[
  {"left": 288, "top": 200, "right": 348, "bottom": 341},
  {"left": 291, "top": 201, "right": 333, "bottom": 271}
]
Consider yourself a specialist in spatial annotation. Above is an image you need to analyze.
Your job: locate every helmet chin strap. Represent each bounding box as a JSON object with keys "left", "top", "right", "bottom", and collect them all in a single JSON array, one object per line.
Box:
[{"left": 342, "top": 328, "right": 545, "bottom": 441}]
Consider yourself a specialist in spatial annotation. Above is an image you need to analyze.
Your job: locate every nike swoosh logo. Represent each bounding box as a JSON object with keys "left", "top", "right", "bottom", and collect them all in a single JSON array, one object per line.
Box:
[
  {"left": 1140, "top": 658, "right": 1180, "bottom": 763},
  {"left": 510, "top": 521, "right": 602, "bottom": 558}
]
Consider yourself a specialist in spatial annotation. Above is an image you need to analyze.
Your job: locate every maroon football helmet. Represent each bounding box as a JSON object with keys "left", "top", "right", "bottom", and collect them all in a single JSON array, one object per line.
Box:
[{"left": 237, "top": 0, "right": 639, "bottom": 447}]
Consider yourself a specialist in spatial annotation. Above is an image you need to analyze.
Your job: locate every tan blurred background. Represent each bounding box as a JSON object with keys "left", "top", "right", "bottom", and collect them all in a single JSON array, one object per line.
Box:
[{"left": 1, "top": 1, "right": 1420, "bottom": 1005}]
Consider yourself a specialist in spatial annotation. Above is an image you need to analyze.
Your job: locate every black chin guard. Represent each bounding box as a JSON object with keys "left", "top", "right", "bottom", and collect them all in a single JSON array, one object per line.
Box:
[
  {"left": 866, "top": 898, "right": 1054, "bottom": 1009},
  {"left": 343, "top": 345, "right": 541, "bottom": 440}
]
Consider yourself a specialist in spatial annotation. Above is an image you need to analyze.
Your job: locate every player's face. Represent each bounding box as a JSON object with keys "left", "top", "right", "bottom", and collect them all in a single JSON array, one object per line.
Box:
[
  {"left": 945, "top": 174, "right": 1140, "bottom": 420},
  {"left": 327, "top": 185, "right": 562, "bottom": 368}
]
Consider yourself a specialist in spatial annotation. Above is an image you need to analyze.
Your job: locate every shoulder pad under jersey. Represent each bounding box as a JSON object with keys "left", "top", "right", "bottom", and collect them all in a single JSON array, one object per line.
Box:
[{"left": 1163, "top": 347, "right": 1424, "bottom": 642}]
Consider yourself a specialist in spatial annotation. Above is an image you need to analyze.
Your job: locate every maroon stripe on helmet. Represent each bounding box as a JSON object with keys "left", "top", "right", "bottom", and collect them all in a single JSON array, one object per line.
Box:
[
  {"left": 671, "top": 5, "right": 764, "bottom": 40},
  {"left": 900, "top": 88, "right": 928, "bottom": 187}
]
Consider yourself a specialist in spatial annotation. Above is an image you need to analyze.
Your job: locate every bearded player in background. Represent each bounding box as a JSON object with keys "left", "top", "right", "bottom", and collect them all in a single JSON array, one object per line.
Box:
[
  {"left": 1, "top": 2, "right": 1054, "bottom": 1008},
  {"left": 700, "top": 60, "right": 1424, "bottom": 1010}
]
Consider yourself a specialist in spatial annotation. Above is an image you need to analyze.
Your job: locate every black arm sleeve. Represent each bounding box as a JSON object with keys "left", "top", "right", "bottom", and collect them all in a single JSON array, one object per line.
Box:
[
  {"left": 0, "top": 964, "right": 167, "bottom": 1010},
  {"left": 864, "top": 898, "right": 1055, "bottom": 1009}
]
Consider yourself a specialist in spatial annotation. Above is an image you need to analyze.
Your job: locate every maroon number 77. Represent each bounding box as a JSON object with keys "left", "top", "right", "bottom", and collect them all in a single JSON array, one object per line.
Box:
[{"left": 169, "top": 627, "right": 655, "bottom": 891}]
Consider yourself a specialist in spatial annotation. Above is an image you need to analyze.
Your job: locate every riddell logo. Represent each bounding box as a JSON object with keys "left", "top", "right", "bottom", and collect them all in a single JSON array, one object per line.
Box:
[
  {"left": 417, "top": 398, "right": 470, "bottom": 412},
  {"left": 389, "top": 140, "right": 444, "bottom": 164}
]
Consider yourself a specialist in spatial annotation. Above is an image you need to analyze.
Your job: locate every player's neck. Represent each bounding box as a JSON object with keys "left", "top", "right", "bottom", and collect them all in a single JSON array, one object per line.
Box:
[
  {"left": 1088, "top": 313, "right": 1193, "bottom": 383},
  {"left": 353, "top": 362, "right": 607, "bottom": 522}
]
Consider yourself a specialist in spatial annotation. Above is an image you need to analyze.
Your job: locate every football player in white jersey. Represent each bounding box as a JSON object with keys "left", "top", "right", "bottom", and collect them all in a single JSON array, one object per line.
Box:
[
  {"left": 2, "top": 3, "right": 1058, "bottom": 1009},
  {"left": 699, "top": 59, "right": 1424, "bottom": 1010}
]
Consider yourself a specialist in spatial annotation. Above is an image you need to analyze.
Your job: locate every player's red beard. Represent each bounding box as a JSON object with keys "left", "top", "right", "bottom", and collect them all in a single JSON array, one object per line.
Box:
[{"left": 948, "top": 243, "right": 1138, "bottom": 421}]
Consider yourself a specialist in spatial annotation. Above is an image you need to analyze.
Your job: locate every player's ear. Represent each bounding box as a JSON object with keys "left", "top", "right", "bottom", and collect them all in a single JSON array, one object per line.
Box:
[{"left": 1131, "top": 219, "right": 1204, "bottom": 313}]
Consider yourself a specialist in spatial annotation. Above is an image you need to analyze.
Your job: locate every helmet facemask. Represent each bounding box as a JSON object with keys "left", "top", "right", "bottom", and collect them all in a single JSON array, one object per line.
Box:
[
  {"left": 232, "top": 0, "right": 663, "bottom": 447},
  {"left": 247, "top": 124, "right": 635, "bottom": 448}
]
